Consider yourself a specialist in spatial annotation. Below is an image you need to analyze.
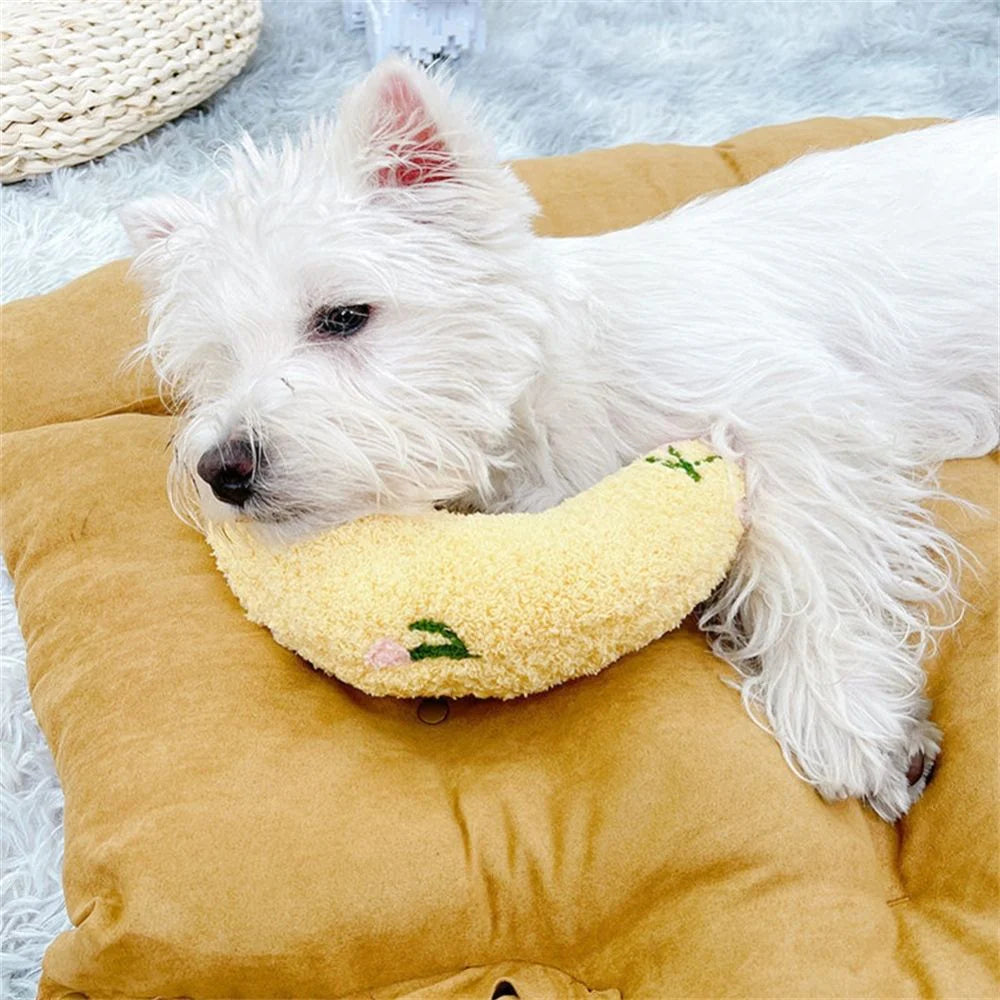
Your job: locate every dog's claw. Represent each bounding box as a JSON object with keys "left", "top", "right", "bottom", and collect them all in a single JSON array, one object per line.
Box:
[{"left": 906, "top": 751, "right": 925, "bottom": 786}]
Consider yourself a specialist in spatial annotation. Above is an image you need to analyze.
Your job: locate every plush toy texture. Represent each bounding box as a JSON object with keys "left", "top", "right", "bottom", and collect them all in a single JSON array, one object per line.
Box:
[{"left": 207, "top": 441, "right": 745, "bottom": 698}]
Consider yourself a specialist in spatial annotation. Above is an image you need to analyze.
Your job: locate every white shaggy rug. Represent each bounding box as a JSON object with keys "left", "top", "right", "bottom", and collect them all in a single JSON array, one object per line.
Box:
[{"left": 1, "top": 0, "right": 996, "bottom": 993}]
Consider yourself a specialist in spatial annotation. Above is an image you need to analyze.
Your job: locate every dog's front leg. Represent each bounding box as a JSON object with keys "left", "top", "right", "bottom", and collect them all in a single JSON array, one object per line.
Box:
[{"left": 702, "top": 427, "right": 954, "bottom": 820}]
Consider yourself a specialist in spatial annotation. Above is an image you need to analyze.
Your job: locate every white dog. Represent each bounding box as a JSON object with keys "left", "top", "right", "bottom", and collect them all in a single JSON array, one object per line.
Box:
[{"left": 122, "top": 60, "right": 999, "bottom": 820}]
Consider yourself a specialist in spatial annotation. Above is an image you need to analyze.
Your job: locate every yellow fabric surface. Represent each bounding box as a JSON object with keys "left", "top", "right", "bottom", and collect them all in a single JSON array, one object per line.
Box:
[
  {"left": 207, "top": 441, "right": 744, "bottom": 699},
  {"left": 1, "top": 117, "right": 996, "bottom": 999}
]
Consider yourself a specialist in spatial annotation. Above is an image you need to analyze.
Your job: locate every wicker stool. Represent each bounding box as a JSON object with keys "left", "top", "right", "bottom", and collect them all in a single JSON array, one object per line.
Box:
[{"left": 0, "top": 0, "right": 262, "bottom": 184}]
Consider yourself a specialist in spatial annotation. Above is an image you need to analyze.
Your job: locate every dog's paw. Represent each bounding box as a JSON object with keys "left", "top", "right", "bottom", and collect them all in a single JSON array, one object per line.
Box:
[
  {"left": 811, "top": 717, "right": 941, "bottom": 822},
  {"left": 863, "top": 718, "right": 941, "bottom": 822}
]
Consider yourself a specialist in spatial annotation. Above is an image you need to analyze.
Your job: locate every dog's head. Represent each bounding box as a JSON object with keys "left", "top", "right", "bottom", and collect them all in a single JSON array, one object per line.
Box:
[{"left": 123, "top": 59, "right": 542, "bottom": 538}]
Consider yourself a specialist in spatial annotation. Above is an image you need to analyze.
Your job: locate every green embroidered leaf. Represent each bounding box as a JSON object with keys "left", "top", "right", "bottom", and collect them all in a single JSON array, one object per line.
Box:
[
  {"left": 409, "top": 619, "right": 462, "bottom": 644},
  {"left": 644, "top": 447, "right": 721, "bottom": 483},
  {"left": 667, "top": 445, "right": 699, "bottom": 481},
  {"left": 409, "top": 642, "right": 473, "bottom": 661},
  {"left": 407, "top": 619, "right": 480, "bottom": 660}
]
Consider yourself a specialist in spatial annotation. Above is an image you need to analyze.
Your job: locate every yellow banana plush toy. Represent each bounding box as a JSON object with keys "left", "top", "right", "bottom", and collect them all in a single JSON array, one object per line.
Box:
[{"left": 207, "top": 440, "right": 745, "bottom": 699}]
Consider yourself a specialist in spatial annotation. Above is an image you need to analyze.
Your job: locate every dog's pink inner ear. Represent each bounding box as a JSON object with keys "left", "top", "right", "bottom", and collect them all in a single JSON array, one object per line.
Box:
[{"left": 373, "top": 73, "right": 453, "bottom": 188}]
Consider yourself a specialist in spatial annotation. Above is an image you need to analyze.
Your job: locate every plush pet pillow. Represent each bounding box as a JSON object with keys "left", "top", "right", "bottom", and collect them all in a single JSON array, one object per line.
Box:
[
  {"left": 2, "top": 118, "right": 997, "bottom": 1000},
  {"left": 208, "top": 440, "right": 745, "bottom": 699}
]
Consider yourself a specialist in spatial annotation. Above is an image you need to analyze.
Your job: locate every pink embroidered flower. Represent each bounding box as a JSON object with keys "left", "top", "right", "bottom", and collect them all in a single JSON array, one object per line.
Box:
[{"left": 364, "top": 638, "right": 411, "bottom": 669}]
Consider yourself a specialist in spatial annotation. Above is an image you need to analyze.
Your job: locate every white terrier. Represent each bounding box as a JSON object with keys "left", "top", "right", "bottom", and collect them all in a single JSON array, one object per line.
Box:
[{"left": 123, "top": 60, "right": 998, "bottom": 821}]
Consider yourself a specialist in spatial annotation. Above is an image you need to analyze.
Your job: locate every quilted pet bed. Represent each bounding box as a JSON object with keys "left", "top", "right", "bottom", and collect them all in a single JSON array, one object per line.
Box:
[{"left": 1, "top": 117, "right": 996, "bottom": 998}]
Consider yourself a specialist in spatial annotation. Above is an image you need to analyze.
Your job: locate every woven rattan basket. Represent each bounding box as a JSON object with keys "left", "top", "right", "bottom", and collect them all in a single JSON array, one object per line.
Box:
[{"left": 0, "top": 0, "right": 262, "bottom": 184}]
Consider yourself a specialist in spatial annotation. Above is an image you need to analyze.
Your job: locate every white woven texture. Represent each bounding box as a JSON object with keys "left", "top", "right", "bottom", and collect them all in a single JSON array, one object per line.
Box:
[{"left": 0, "top": 0, "right": 262, "bottom": 183}]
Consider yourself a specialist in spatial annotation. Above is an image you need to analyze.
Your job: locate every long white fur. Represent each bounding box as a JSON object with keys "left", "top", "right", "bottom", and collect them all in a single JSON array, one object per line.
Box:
[{"left": 124, "top": 60, "right": 999, "bottom": 820}]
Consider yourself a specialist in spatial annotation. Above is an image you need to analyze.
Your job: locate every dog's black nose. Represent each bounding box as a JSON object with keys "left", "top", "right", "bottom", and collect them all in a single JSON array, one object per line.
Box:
[{"left": 196, "top": 439, "right": 258, "bottom": 507}]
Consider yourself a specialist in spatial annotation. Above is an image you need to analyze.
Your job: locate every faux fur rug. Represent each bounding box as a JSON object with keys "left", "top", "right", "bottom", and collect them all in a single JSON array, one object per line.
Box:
[{"left": 1, "top": 0, "right": 995, "bottom": 992}]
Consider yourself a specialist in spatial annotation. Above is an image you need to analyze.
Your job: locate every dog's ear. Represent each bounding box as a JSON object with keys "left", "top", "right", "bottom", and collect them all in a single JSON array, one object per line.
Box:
[
  {"left": 339, "top": 59, "right": 460, "bottom": 190},
  {"left": 335, "top": 58, "right": 536, "bottom": 232},
  {"left": 119, "top": 195, "right": 201, "bottom": 254}
]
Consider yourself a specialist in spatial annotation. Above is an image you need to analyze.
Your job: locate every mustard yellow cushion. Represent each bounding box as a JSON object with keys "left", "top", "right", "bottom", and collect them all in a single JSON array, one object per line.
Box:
[
  {"left": 2, "top": 117, "right": 996, "bottom": 1000},
  {"left": 208, "top": 441, "right": 744, "bottom": 699}
]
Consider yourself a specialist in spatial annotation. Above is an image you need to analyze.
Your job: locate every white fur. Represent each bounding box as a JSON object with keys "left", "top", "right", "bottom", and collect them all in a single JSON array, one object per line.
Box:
[{"left": 125, "top": 61, "right": 999, "bottom": 820}]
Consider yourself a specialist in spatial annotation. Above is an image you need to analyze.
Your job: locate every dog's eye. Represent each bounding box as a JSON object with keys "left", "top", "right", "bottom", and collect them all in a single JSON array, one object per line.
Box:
[{"left": 310, "top": 304, "right": 370, "bottom": 339}]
